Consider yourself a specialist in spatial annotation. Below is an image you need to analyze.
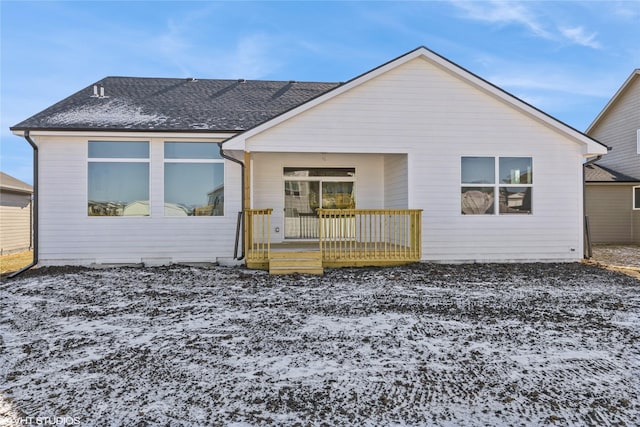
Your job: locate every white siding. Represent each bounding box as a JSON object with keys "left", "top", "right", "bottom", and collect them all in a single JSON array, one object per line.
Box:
[
  {"left": 251, "top": 152, "right": 384, "bottom": 243},
  {"left": 245, "top": 57, "right": 587, "bottom": 262},
  {"left": 384, "top": 154, "right": 408, "bottom": 208},
  {"left": 35, "top": 136, "right": 241, "bottom": 266}
]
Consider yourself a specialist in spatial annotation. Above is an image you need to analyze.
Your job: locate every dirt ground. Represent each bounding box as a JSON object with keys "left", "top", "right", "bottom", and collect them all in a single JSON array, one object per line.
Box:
[
  {"left": 1, "top": 262, "right": 638, "bottom": 426},
  {"left": 588, "top": 245, "right": 640, "bottom": 279}
]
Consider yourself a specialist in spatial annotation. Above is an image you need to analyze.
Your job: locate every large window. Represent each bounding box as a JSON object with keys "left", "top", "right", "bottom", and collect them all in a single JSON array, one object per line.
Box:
[
  {"left": 164, "top": 142, "right": 224, "bottom": 216},
  {"left": 461, "top": 157, "right": 532, "bottom": 215},
  {"left": 88, "top": 141, "right": 150, "bottom": 216}
]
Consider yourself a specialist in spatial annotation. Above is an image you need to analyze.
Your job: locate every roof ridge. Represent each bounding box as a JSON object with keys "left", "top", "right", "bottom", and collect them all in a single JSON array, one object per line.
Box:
[{"left": 98, "top": 76, "right": 339, "bottom": 85}]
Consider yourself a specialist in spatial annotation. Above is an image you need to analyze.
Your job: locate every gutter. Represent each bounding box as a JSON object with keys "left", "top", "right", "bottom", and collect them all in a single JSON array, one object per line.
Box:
[
  {"left": 9, "top": 130, "right": 38, "bottom": 278},
  {"left": 582, "top": 154, "right": 604, "bottom": 260},
  {"left": 217, "top": 143, "right": 245, "bottom": 260}
]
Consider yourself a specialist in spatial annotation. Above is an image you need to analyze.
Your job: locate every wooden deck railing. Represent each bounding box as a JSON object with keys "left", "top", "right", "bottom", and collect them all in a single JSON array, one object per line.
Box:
[
  {"left": 245, "top": 208, "right": 422, "bottom": 269},
  {"left": 245, "top": 209, "right": 273, "bottom": 266},
  {"left": 317, "top": 209, "right": 422, "bottom": 266}
]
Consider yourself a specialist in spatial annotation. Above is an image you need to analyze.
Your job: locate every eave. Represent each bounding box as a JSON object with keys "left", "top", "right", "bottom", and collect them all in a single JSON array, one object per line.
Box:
[{"left": 11, "top": 128, "right": 239, "bottom": 139}]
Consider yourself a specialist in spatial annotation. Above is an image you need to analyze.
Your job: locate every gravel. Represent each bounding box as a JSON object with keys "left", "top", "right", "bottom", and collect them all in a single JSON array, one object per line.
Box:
[{"left": 1, "top": 262, "right": 638, "bottom": 426}]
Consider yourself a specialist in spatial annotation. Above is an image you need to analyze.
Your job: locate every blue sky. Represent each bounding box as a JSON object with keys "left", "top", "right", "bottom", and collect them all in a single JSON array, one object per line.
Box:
[{"left": 1, "top": 0, "right": 639, "bottom": 184}]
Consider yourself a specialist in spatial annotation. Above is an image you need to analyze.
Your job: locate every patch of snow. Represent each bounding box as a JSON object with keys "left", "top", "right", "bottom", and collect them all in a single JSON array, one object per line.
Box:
[
  {"left": 0, "top": 263, "right": 638, "bottom": 426},
  {"left": 45, "top": 99, "right": 168, "bottom": 128}
]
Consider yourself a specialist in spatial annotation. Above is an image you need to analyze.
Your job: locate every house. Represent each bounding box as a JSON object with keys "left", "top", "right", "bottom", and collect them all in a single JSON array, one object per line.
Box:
[
  {"left": 10, "top": 47, "right": 607, "bottom": 271},
  {"left": 0, "top": 172, "right": 33, "bottom": 255},
  {"left": 585, "top": 69, "right": 640, "bottom": 244}
]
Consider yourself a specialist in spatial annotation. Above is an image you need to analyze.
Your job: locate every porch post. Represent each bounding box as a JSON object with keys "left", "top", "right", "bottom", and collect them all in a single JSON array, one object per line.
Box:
[{"left": 243, "top": 151, "right": 251, "bottom": 258}]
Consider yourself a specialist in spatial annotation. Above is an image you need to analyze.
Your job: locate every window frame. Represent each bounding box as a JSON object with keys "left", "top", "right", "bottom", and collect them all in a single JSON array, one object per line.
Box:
[
  {"left": 282, "top": 167, "right": 357, "bottom": 209},
  {"left": 163, "top": 141, "right": 225, "bottom": 217},
  {"left": 633, "top": 186, "right": 640, "bottom": 210},
  {"left": 461, "top": 156, "right": 533, "bottom": 216},
  {"left": 87, "top": 141, "right": 150, "bottom": 218}
]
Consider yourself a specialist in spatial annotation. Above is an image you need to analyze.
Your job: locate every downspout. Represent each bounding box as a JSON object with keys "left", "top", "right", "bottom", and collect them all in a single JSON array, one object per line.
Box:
[
  {"left": 582, "top": 154, "right": 604, "bottom": 259},
  {"left": 218, "top": 143, "right": 245, "bottom": 260},
  {"left": 10, "top": 130, "right": 38, "bottom": 278}
]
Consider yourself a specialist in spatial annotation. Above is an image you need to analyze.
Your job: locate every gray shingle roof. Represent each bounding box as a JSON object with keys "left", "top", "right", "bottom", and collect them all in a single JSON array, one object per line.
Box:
[
  {"left": 0, "top": 172, "right": 33, "bottom": 193},
  {"left": 585, "top": 163, "right": 640, "bottom": 182},
  {"left": 11, "top": 77, "right": 341, "bottom": 132}
]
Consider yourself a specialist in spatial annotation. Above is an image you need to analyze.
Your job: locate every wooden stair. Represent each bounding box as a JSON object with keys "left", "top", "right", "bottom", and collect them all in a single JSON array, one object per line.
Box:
[{"left": 269, "top": 251, "right": 323, "bottom": 275}]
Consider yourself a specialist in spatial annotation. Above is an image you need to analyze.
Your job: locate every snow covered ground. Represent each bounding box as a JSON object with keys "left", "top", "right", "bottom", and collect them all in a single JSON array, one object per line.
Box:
[{"left": 1, "top": 263, "right": 638, "bottom": 426}]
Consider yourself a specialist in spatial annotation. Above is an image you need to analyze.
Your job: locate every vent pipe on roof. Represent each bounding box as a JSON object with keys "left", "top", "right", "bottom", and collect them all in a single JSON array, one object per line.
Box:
[
  {"left": 187, "top": 77, "right": 197, "bottom": 82},
  {"left": 90, "top": 84, "right": 109, "bottom": 99},
  {"left": 238, "top": 79, "right": 246, "bottom": 83}
]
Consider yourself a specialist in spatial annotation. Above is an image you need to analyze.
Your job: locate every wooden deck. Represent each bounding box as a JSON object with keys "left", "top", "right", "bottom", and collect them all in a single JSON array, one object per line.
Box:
[{"left": 245, "top": 209, "right": 422, "bottom": 273}]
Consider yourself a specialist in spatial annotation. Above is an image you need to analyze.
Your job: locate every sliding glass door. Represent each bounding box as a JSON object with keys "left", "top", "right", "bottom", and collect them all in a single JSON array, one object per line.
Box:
[{"left": 284, "top": 168, "right": 355, "bottom": 239}]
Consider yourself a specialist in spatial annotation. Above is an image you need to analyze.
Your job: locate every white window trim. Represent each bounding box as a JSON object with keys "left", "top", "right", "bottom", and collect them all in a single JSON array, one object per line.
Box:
[
  {"left": 164, "top": 158, "right": 223, "bottom": 164},
  {"left": 88, "top": 158, "right": 150, "bottom": 163},
  {"left": 461, "top": 156, "right": 533, "bottom": 216},
  {"left": 163, "top": 142, "right": 225, "bottom": 217},
  {"left": 637, "top": 129, "right": 639, "bottom": 155},
  {"left": 282, "top": 167, "right": 357, "bottom": 207},
  {"left": 633, "top": 186, "right": 640, "bottom": 210},
  {"left": 87, "top": 141, "right": 151, "bottom": 218}
]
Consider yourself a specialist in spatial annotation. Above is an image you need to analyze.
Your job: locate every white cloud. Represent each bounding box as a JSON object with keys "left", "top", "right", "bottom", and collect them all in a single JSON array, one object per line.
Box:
[
  {"left": 448, "top": 0, "right": 602, "bottom": 49},
  {"left": 560, "top": 26, "right": 601, "bottom": 49},
  {"left": 155, "top": 18, "right": 193, "bottom": 76},
  {"left": 449, "top": 0, "right": 551, "bottom": 38},
  {"left": 489, "top": 71, "right": 615, "bottom": 99},
  {"left": 144, "top": 7, "right": 283, "bottom": 79},
  {"left": 612, "top": 1, "right": 640, "bottom": 20},
  {"left": 225, "top": 35, "right": 282, "bottom": 79}
]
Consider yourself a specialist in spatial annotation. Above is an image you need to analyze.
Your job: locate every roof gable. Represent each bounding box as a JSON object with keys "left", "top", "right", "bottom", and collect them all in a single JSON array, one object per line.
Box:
[
  {"left": 223, "top": 46, "right": 607, "bottom": 156},
  {"left": 11, "top": 78, "right": 340, "bottom": 133},
  {"left": 587, "top": 69, "right": 640, "bottom": 133}
]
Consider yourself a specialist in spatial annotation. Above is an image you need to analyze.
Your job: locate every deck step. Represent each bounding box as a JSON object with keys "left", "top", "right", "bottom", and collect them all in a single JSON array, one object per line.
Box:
[{"left": 268, "top": 251, "right": 323, "bottom": 275}]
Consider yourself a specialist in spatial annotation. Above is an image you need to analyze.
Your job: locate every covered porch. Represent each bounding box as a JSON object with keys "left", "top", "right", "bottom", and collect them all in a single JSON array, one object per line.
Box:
[
  {"left": 233, "top": 151, "right": 421, "bottom": 273},
  {"left": 245, "top": 208, "right": 422, "bottom": 273}
]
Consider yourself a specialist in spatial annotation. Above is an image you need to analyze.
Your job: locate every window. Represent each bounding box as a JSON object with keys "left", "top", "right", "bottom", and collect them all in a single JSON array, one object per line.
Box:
[
  {"left": 88, "top": 141, "right": 149, "bottom": 216},
  {"left": 285, "top": 181, "right": 301, "bottom": 197},
  {"left": 461, "top": 157, "right": 532, "bottom": 215},
  {"left": 164, "top": 142, "right": 224, "bottom": 216},
  {"left": 283, "top": 167, "right": 356, "bottom": 239},
  {"left": 634, "top": 186, "right": 640, "bottom": 210}
]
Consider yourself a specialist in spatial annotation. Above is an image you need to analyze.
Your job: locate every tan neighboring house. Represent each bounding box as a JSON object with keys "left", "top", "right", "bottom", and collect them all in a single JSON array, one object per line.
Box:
[
  {"left": 585, "top": 69, "right": 640, "bottom": 244},
  {"left": 0, "top": 172, "right": 33, "bottom": 254}
]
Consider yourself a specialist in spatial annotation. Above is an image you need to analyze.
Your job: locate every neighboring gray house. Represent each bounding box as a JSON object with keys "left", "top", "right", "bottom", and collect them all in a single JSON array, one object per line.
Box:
[
  {"left": 585, "top": 69, "right": 640, "bottom": 244},
  {"left": 0, "top": 172, "right": 33, "bottom": 255}
]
